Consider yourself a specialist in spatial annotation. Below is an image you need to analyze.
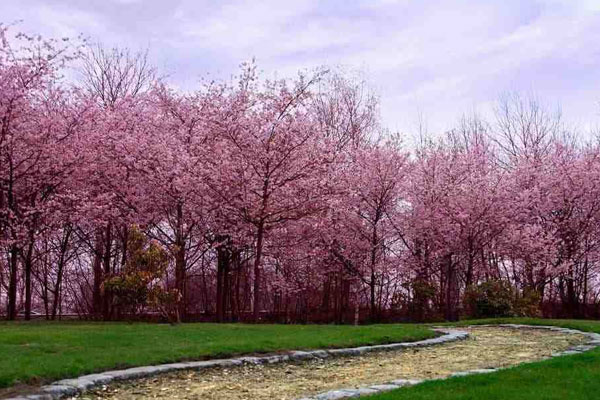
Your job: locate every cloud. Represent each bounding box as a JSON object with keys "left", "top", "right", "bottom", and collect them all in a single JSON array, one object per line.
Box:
[{"left": 1, "top": 0, "right": 599, "bottom": 135}]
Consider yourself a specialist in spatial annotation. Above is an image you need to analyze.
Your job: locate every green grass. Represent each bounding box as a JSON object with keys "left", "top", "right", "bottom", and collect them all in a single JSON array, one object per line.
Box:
[
  {"left": 0, "top": 321, "right": 434, "bottom": 389},
  {"left": 370, "top": 318, "right": 600, "bottom": 400},
  {"left": 4, "top": 318, "right": 600, "bottom": 399}
]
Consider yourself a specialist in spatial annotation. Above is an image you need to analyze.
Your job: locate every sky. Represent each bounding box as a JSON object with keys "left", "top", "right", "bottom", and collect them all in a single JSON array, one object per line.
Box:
[{"left": 2, "top": 0, "right": 600, "bottom": 136}]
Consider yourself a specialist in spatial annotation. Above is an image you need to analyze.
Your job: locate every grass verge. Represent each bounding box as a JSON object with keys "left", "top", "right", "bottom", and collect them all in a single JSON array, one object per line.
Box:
[
  {"left": 370, "top": 318, "right": 600, "bottom": 400},
  {"left": 0, "top": 321, "right": 433, "bottom": 390}
]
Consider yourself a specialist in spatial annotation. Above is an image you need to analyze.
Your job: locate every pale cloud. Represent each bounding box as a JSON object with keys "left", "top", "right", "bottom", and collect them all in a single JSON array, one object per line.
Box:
[{"left": 1, "top": 0, "right": 599, "bottom": 135}]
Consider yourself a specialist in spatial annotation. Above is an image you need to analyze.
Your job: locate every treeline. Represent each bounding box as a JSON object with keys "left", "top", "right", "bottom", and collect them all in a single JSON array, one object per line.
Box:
[{"left": 2, "top": 26, "right": 600, "bottom": 323}]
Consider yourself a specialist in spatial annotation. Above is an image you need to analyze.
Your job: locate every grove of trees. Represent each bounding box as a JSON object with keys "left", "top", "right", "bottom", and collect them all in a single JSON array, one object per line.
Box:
[{"left": 2, "top": 25, "right": 600, "bottom": 323}]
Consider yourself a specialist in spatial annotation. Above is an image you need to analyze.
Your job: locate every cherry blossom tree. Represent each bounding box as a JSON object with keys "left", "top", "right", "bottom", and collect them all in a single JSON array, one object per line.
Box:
[
  {"left": 320, "top": 145, "right": 409, "bottom": 321},
  {"left": 206, "top": 67, "right": 335, "bottom": 321},
  {"left": 0, "top": 25, "right": 87, "bottom": 319},
  {"left": 3, "top": 25, "right": 600, "bottom": 323}
]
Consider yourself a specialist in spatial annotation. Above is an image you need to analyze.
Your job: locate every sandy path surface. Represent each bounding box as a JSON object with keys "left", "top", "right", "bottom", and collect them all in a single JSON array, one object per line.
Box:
[{"left": 79, "top": 326, "right": 586, "bottom": 400}]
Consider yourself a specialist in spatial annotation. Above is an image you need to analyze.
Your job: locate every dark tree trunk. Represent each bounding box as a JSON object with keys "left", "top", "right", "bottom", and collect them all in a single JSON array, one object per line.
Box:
[
  {"left": 174, "top": 203, "right": 186, "bottom": 322},
  {"left": 42, "top": 248, "right": 50, "bottom": 319},
  {"left": 322, "top": 274, "right": 331, "bottom": 316},
  {"left": 370, "top": 269, "right": 377, "bottom": 322},
  {"left": 5, "top": 157, "right": 19, "bottom": 321},
  {"left": 120, "top": 225, "right": 128, "bottom": 269},
  {"left": 216, "top": 235, "right": 231, "bottom": 322},
  {"left": 444, "top": 254, "right": 459, "bottom": 322},
  {"left": 565, "top": 265, "right": 578, "bottom": 318},
  {"left": 583, "top": 259, "right": 589, "bottom": 317},
  {"left": 174, "top": 246, "right": 186, "bottom": 320},
  {"left": 342, "top": 279, "right": 351, "bottom": 324},
  {"left": 23, "top": 236, "right": 35, "bottom": 320},
  {"left": 252, "top": 221, "right": 265, "bottom": 322},
  {"left": 52, "top": 226, "right": 72, "bottom": 320},
  {"left": 7, "top": 244, "right": 19, "bottom": 320},
  {"left": 230, "top": 249, "right": 241, "bottom": 322},
  {"left": 465, "top": 253, "right": 474, "bottom": 288},
  {"left": 102, "top": 223, "right": 112, "bottom": 320},
  {"left": 369, "top": 223, "right": 379, "bottom": 322},
  {"left": 412, "top": 239, "right": 430, "bottom": 322},
  {"left": 92, "top": 229, "right": 103, "bottom": 318}
]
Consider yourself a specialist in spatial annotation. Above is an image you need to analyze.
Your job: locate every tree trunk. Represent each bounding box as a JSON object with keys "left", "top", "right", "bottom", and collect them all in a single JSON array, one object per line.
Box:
[
  {"left": 42, "top": 250, "right": 49, "bottom": 320},
  {"left": 583, "top": 259, "right": 589, "bottom": 317},
  {"left": 412, "top": 239, "right": 429, "bottom": 322},
  {"left": 174, "top": 203, "right": 187, "bottom": 321},
  {"left": 102, "top": 223, "right": 112, "bottom": 320},
  {"left": 52, "top": 226, "right": 72, "bottom": 320},
  {"left": 566, "top": 265, "right": 578, "bottom": 318},
  {"left": 216, "top": 235, "right": 231, "bottom": 322},
  {"left": 120, "top": 225, "right": 129, "bottom": 269},
  {"left": 231, "top": 249, "right": 241, "bottom": 322},
  {"left": 252, "top": 221, "right": 265, "bottom": 322},
  {"left": 370, "top": 270, "right": 376, "bottom": 321},
  {"left": 6, "top": 244, "right": 19, "bottom": 320},
  {"left": 92, "top": 229, "right": 103, "bottom": 318},
  {"left": 322, "top": 274, "right": 331, "bottom": 317},
  {"left": 465, "top": 252, "right": 474, "bottom": 288},
  {"left": 369, "top": 224, "right": 378, "bottom": 322},
  {"left": 444, "top": 254, "right": 459, "bottom": 321},
  {"left": 354, "top": 291, "right": 360, "bottom": 326},
  {"left": 23, "top": 236, "right": 34, "bottom": 320}
]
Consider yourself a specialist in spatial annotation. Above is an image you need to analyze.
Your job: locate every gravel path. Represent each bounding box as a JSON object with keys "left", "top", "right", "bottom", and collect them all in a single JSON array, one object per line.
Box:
[{"left": 78, "top": 326, "right": 586, "bottom": 400}]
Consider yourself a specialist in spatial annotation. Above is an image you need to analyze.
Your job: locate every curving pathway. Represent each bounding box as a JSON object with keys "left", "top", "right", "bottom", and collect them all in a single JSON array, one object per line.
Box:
[{"left": 8, "top": 325, "right": 600, "bottom": 400}]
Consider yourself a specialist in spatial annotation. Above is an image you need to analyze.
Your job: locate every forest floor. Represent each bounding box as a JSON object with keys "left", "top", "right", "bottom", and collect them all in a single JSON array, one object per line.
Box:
[
  {"left": 76, "top": 326, "right": 584, "bottom": 400},
  {"left": 0, "top": 322, "right": 433, "bottom": 398}
]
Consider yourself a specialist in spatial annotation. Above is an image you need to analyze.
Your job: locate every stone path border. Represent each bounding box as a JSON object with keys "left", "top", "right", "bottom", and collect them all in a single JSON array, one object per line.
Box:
[
  {"left": 9, "top": 324, "right": 599, "bottom": 400},
  {"left": 301, "top": 324, "right": 600, "bottom": 400},
  {"left": 6, "top": 328, "right": 468, "bottom": 400}
]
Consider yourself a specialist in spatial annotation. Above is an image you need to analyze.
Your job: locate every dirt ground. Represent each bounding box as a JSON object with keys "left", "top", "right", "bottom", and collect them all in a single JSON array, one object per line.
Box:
[{"left": 77, "top": 326, "right": 586, "bottom": 400}]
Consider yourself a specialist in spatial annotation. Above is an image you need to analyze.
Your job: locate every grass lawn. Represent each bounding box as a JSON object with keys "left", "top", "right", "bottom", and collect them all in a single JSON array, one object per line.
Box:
[
  {"left": 0, "top": 321, "right": 434, "bottom": 389},
  {"left": 370, "top": 318, "right": 600, "bottom": 400}
]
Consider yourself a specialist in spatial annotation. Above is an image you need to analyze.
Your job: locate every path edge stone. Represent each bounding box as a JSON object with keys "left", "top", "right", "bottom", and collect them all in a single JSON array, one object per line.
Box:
[
  {"left": 303, "top": 324, "right": 600, "bottom": 400},
  {"left": 5, "top": 328, "right": 468, "bottom": 400}
]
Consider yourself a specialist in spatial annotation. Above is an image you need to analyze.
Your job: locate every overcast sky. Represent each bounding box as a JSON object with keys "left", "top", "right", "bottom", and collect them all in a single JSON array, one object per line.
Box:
[{"left": 2, "top": 0, "right": 600, "bottom": 136}]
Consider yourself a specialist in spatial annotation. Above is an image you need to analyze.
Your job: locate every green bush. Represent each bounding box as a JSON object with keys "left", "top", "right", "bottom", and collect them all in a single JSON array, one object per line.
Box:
[
  {"left": 464, "top": 280, "right": 514, "bottom": 318},
  {"left": 401, "top": 279, "right": 438, "bottom": 321},
  {"left": 513, "top": 288, "right": 542, "bottom": 317},
  {"left": 104, "top": 226, "right": 180, "bottom": 322}
]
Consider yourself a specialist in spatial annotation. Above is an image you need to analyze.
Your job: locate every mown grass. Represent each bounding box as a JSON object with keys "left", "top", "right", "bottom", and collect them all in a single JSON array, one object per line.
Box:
[
  {"left": 4, "top": 318, "right": 600, "bottom": 399},
  {"left": 0, "top": 321, "right": 434, "bottom": 389},
  {"left": 370, "top": 318, "right": 600, "bottom": 400}
]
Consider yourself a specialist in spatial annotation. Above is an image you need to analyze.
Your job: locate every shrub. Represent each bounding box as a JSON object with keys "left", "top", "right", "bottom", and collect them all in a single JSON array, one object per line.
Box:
[
  {"left": 464, "top": 280, "right": 514, "bottom": 318},
  {"left": 513, "top": 288, "right": 542, "bottom": 317},
  {"left": 401, "top": 279, "right": 438, "bottom": 322},
  {"left": 104, "top": 226, "right": 179, "bottom": 321}
]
